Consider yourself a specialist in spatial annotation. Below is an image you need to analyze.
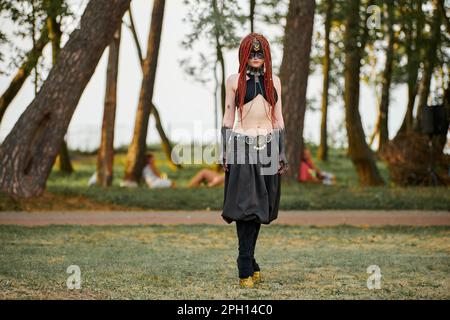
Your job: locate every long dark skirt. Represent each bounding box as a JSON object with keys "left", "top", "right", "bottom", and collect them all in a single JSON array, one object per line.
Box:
[{"left": 221, "top": 131, "right": 281, "bottom": 225}]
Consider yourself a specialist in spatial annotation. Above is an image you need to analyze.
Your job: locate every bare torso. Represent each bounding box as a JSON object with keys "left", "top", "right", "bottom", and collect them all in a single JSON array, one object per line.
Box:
[{"left": 232, "top": 74, "right": 274, "bottom": 137}]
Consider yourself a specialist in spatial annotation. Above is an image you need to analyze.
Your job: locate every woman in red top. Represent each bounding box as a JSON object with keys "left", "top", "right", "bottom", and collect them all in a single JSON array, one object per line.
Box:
[{"left": 298, "top": 148, "right": 323, "bottom": 183}]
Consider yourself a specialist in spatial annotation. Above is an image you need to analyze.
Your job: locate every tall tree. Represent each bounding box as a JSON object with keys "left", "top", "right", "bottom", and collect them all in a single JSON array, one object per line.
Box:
[
  {"left": 45, "top": 0, "right": 74, "bottom": 173},
  {"left": 343, "top": 0, "right": 384, "bottom": 186},
  {"left": 279, "top": 0, "right": 316, "bottom": 179},
  {"left": 0, "top": 0, "right": 131, "bottom": 198},
  {"left": 414, "top": 0, "right": 442, "bottom": 131},
  {"left": 377, "top": 0, "right": 396, "bottom": 152},
  {"left": 249, "top": 0, "right": 256, "bottom": 32},
  {"left": 395, "top": 0, "right": 424, "bottom": 136},
  {"left": 97, "top": 25, "right": 122, "bottom": 187},
  {"left": 212, "top": 0, "right": 226, "bottom": 118},
  {"left": 317, "top": 0, "right": 333, "bottom": 161},
  {"left": 125, "top": 7, "right": 180, "bottom": 170},
  {"left": 124, "top": 0, "right": 165, "bottom": 182}
]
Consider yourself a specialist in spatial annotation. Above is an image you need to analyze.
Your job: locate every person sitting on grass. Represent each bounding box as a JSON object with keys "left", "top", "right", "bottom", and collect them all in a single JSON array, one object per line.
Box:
[
  {"left": 187, "top": 168, "right": 225, "bottom": 188},
  {"left": 90, "top": 153, "right": 175, "bottom": 188},
  {"left": 297, "top": 147, "right": 336, "bottom": 185},
  {"left": 142, "top": 152, "right": 176, "bottom": 189}
]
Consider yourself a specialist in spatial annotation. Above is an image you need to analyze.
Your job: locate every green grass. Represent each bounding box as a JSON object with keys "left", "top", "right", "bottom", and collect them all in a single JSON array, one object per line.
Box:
[
  {"left": 40, "top": 144, "right": 449, "bottom": 210},
  {"left": 0, "top": 224, "right": 448, "bottom": 299}
]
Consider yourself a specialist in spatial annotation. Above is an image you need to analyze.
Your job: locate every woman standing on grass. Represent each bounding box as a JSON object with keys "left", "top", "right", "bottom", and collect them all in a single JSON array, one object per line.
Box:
[{"left": 220, "top": 33, "right": 288, "bottom": 288}]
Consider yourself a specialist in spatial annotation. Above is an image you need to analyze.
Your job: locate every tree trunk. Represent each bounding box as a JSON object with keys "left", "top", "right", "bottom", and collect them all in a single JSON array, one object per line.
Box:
[
  {"left": 414, "top": 0, "right": 442, "bottom": 132},
  {"left": 0, "top": 0, "right": 131, "bottom": 198},
  {"left": 279, "top": 0, "right": 316, "bottom": 180},
  {"left": 46, "top": 8, "right": 74, "bottom": 174},
  {"left": 212, "top": 0, "right": 226, "bottom": 117},
  {"left": 124, "top": 0, "right": 165, "bottom": 182},
  {"left": 343, "top": 0, "right": 384, "bottom": 186},
  {"left": 317, "top": 0, "right": 333, "bottom": 162},
  {"left": 128, "top": 8, "right": 144, "bottom": 65},
  {"left": 57, "top": 140, "right": 74, "bottom": 173},
  {"left": 151, "top": 102, "right": 182, "bottom": 170},
  {"left": 250, "top": 0, "right": 256, "bottom": 33},
  {"left": 395, "top": 0, "right": 423, "bottom": 137},
  {"left": 97, "top": 26, "right": 122, "bottom": 187},
  {"left": 217, "top": 46, "right": 226, "bottom": 118},
  {"left": 0, "top": 26, "right": 49, "bottom": 124},
  {"left": 377, "top": 1, "right": 395, "bottom": 152},
  {"left": 127, "top": 7, "right": 181, "bottom": 170},
  {"left": 368, "top": 111, "right": 380, "bottom": 147}
]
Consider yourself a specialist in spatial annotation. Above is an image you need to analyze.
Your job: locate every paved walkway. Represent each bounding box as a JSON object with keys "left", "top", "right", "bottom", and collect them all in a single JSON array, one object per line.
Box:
[{"left": 0, "top": 210, "right": 449, "bottom": 226}]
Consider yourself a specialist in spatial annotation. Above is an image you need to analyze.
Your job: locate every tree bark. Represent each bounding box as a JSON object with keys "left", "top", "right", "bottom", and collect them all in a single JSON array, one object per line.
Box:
[
  {"left": 317, "top": 0, "right": 333, "bottom": 162},
  {"left": 343, "top": 0, "right": 384, "bottom": 186},
  {"left": 57, "top": 141, "right": 73, "bottom": 173},
  {"left": 46, "top": 7, "right": 74, "bottom": 174},
  {"left": 250, "top": 0, "right": 256, "bottom": 33},
  {"left": 414, "top": 0, "right": 442, "bottom": 132},
  {"left": 395, "top": 0, "right": 423, "bottom": 137},
  {"left": 151, "top": 102, "right": 182, "bottom": 170},
  {"left": 128, "top": 7, "right": 144, "bottom": 65},
  {"left": 0, "top": 26, "right": 49, "bottom": 124},
  {"left": 124, "top": 0, "right": 165, "bottom": 182},
  {"left": 0, "top": 0, "right": 131, "bottom": 198},
  {"left": 127, "top": 7, "right": 181, "bottom": 170},
  {"left": 279, "top": 0, "right": 316, "bottom": 180},
  {"left": 212, "top": 0, "right": 226, "bottom": 117},
  {"left": 377, "top": 1, "right": 395, "bottom": 152},
  {"left": 97, "top": 26, "right": 122, "bottom": 187}
]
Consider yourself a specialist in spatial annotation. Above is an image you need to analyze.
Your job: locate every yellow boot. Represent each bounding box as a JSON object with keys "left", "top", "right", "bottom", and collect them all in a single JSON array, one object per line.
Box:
[
  {"left": 252, "top": 271, "right": 262, "bottom": 284},
  {"left": 239, "top": 276, "right": 254, "bottom": 288}
]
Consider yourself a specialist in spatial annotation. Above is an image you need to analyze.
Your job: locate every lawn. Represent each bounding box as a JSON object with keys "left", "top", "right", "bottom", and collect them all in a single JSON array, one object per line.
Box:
[
  {"left": 1, "top": 144, "right": 449, "bottom": 211},
  {"left": 0, "top": 224, "right": 449, "bottom": 299}
]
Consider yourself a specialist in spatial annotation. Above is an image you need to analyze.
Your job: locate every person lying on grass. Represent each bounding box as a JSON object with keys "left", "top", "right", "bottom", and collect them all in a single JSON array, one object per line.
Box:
[{"left": 187, "top": 168, "right": 225, "bottom": 188}]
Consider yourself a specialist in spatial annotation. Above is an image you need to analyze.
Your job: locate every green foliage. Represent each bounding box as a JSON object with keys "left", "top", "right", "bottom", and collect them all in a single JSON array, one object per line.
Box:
[
  {"left": 312, "top": 0, "right": 448, "bottom": 106},
  {"left": 0, "top": 0, "right": 75, "bottom": 78},
  {"left": 179, "top": 0, "right": 246, "bottom": 85}
]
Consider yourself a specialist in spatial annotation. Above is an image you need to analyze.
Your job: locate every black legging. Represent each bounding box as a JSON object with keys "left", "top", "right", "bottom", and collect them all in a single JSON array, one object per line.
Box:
[{"left": 235, "top": 220, "right": 261, "bottom": 278}]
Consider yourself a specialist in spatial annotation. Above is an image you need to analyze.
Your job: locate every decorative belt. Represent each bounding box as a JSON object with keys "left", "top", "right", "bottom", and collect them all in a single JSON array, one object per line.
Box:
[{"left": 231, "top": 131, "right": 273, "bottom": 151}]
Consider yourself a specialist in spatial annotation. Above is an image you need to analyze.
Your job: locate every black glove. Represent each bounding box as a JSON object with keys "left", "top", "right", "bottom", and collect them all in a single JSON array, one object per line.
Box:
[
  {"left": 277, "top": 128, "right": 289, "bottom": 175},
  {"left": 221, "top": 125, "right": 233, "bottom": 172}
]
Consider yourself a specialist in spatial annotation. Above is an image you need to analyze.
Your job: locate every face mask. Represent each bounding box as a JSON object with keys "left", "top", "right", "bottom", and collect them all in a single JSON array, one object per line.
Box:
[{"left": 249, "top": 51, "right": 264, "bottom": 60}]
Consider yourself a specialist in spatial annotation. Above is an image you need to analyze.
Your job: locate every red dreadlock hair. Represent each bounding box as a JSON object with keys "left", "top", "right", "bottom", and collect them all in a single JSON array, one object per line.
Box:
[{"left": 235, "top": 33, "right": 278, "bottom": 128}]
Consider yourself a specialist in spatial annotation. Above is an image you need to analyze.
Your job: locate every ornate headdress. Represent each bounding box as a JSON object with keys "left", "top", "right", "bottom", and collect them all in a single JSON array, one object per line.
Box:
[
  {"left": 251, "top": 38, "right": 262, "bottom": 53},
  {"left": 246, "top": 38, "right": 264, "bottom": 76}
]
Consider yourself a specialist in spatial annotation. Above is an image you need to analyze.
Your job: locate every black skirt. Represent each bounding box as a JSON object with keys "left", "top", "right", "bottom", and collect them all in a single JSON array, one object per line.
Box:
[{"left": 221, "top": 131, "right": 281, "bottom": 225}]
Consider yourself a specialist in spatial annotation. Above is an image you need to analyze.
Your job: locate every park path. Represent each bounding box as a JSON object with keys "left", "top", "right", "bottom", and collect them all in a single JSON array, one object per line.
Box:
[{"left": 0, "top": 210, "right": 449, "bottom": 226}]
